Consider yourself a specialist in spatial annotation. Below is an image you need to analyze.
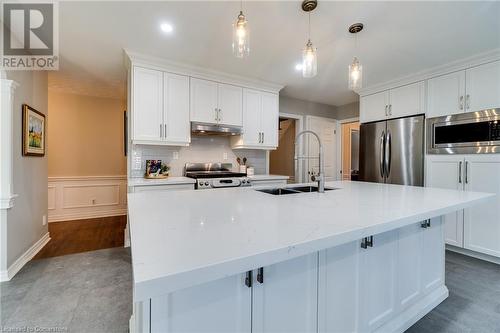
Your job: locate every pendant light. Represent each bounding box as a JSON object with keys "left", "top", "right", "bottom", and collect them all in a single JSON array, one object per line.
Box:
[
  {"left": 348, "top": 23, "right": 364, "bottom": 90},
  {"left": 301, "top": 0, "right": 318, "bottom": 78},
  {"left": 232, "top": 0, "right": 249, "bottom": 58}
]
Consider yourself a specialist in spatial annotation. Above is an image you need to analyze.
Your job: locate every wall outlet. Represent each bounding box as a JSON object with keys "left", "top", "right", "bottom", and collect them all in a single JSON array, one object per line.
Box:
[
  {"left": 223, "top": 152, "right": 228, "bottom": 160},
  {"left": 173, "top": 151, "right": 179, "bottom": 160},
  {"left": 42, "top": 215, "right": 47, "bottom": 226}
]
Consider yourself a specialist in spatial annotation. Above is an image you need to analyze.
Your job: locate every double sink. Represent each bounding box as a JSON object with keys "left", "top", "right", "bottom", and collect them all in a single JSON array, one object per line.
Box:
[{"left": 257, "top": 185, "right": 337, "bottom": 195}]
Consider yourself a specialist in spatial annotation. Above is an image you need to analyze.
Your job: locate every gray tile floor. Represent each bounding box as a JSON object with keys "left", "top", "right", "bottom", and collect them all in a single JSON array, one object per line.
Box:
[
  {"left": 1, "top": 248, "right": 499, "bottom": 332},
  {"left": 1, "top": 247, "right": 132, "bottom": 333}
]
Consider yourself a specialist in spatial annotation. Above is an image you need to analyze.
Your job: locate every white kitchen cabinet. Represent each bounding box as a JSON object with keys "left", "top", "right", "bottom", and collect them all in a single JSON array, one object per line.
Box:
[
  {"left": 231, "top": 88, "right": 279, "bottom": 149},
  {"left": 358, "top": 231, "right": 397, "bottom": 332},
  {"left": 190, "top": 78, "right": 243, "bottom": 127},
  {"left": 421, "top": 218, "right": 445, "bottom": 295},
  {"left": 131, "top": 67, "right": 190, "bottom": 146},
  {"left": 426, "top": 71, "right": 466, "bottom": 118},
  {"left": 425, "top": 155, "right": 464, "bottom": 247},
  {"left": 465, "top": 60, "right": 500, "bottom": 112},
  {"left": 360, "top": 91, "right": 389, "bottom": 123},
  {"left": 252, "top": 253, "right": 318, "bottom": 333},
  {"left": 132, "top": 67, "right": 163, "bottom": 142},
  {"left": 150, "top": 273, "right": 251, "bottom": 333},
  {"left": 463, "top": 155, "right": 500, "bottom": 257},
  {"left": 389, "top": 82, "right": 425, "bottom": 119}
]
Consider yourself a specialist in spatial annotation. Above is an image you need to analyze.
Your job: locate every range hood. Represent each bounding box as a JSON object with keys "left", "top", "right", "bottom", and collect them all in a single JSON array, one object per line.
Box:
[{"left": 191, "top": 122, "right": 243, "bottom": 136}]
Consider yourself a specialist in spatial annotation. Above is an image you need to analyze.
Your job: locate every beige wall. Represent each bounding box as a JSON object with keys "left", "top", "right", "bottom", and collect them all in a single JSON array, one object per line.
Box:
[
  {"left": 48, "top": 92, "right": 126, "bottom": 176},
  {"left": 279, "top": 95, "right": 337, "bottom": 119},
  {"left": 336, "top": 102, "right": 359, "bottom": 120}
]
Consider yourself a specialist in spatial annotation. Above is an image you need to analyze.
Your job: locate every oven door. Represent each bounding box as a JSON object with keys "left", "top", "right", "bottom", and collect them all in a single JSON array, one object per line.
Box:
[{"left": 211, "top": 178, "right": 242, "bottom": 188}]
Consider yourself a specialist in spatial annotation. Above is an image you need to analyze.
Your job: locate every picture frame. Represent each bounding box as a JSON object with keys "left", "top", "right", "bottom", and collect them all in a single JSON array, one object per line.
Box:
[{"left": 22, "top": 104, "right": 46, "bottom": 156}]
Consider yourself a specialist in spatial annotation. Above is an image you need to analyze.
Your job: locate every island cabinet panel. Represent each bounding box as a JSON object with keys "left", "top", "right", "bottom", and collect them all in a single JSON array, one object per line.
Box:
[
  {"left": 252, "top": 253, "right": 318, "bottom": 333},
  {"left": 150, "top": 273, "right": 251, "bottom": 333},
  {"left": 421, "top": 218, "right": 445, "bottom": 294},
  {"left": 318, "top": 241, "right": 360, "bottom": 333},
  {"left": 358, "top": 230, "right": 398, "bottom": 332}
]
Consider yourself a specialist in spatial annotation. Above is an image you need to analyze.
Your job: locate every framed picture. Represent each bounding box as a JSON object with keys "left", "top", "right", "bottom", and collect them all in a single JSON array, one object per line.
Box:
[{"left": 22, "top": 104, "right": 46, "bottom": 156}]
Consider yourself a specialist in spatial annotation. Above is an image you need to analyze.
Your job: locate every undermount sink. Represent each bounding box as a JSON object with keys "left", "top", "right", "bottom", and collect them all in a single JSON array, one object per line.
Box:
[{"left": 256, "top": 186, "right": 338, "bottom": 195}]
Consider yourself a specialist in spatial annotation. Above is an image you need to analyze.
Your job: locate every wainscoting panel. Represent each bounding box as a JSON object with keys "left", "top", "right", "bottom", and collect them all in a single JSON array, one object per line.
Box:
[{"left": 48, "top": 176, "right": 127, "bottom": 222}]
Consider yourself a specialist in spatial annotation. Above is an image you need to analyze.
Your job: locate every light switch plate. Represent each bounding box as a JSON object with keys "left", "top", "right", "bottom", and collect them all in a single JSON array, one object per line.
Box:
[
  {"left": 173, "top": 151, "right": 179, "bottom": 160},
  {"left": 223, "top": 152, "right": 228, "bottom": 160},
  {"left": 42, "top": 215, "right": 47, "bottom": 226}
]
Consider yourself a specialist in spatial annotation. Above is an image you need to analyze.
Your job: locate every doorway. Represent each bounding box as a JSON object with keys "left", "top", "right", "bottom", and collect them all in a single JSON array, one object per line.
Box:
[
  {"left": 270, "top": 117, "right": 298, "bottom": 183},
  {"left": 341, "top": 121, "right": 360, "bottom": 180}
]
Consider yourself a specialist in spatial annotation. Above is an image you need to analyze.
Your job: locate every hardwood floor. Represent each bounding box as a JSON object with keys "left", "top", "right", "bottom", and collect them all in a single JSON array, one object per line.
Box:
[{"left": 34, "top": 215, "right": 127, "bottom": 259}]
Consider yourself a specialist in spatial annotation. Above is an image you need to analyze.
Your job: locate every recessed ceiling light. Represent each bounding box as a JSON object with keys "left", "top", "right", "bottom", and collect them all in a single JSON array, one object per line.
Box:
[
  {"left": 295, "top": 63, "right": 303, "bottom": 71},
  {"left": 160, "top": 22, "right": 174, "bottom": 33}
]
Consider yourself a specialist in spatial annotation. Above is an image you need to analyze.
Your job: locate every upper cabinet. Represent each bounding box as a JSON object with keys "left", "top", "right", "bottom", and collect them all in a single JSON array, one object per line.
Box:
[
  {"left": 190, "top": 78, "right": 243, "bottom": 127},
  {"left": 359, "top": 82, "right": 424, "bottom": 123},
  {"left": 427, "top": 60, "right": 500, "bottom": 118},
  {"left": 131, "top": 67, "right": 191, "bottom": 146},
  {"left": 231, "top": 89, "right": 278, "bottom": 149}
]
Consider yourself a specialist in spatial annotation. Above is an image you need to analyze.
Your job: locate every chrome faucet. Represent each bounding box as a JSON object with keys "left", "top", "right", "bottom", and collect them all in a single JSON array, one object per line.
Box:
[{"left": 294, "top": 130, "right": 325, "bottom": 193}]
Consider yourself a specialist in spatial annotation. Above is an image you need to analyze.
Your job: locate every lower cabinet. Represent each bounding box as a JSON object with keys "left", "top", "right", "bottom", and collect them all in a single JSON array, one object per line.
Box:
[{"left": 141, "top": 220, "right": 445, "bottom": 333}]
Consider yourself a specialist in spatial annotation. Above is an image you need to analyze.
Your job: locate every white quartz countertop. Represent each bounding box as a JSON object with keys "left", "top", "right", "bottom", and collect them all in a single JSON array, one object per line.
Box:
[
  {"left": 128, "top": 176, "right": 196, "bottom": 187},
  {"left": 248, "top": 174, "right": 289, "bottom": 181},
  {"left": 127, "top": 181, "right": 493, "bottom": 301}
]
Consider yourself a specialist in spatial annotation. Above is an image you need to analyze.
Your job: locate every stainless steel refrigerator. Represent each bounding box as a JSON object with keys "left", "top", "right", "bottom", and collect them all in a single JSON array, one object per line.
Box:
[{"left": 359, "top": 115, "right": 425, "bottom": 186}]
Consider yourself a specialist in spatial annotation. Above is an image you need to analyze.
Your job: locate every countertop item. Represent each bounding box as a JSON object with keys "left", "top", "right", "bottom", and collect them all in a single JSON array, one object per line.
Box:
[
  {"left": 248, "top": 174, "right": 290, "bottom": 181},
  {"left": 127, "top": 176, "right": 196, "bottom": 187},
  {"left": 127, "top": 181, "right": 493, "bottom": 301}
]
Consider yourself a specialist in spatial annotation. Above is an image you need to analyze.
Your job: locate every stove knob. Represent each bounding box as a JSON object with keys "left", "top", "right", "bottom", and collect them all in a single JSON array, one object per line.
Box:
[
  {"left": 205, "top": 181, "right": 209, "bottom": 186},
  {"left": 242, "top": 179, "right": 246, "bottom": 183},
  {"left": 199, "top": 182, "right": 204, "bottom": 187}
]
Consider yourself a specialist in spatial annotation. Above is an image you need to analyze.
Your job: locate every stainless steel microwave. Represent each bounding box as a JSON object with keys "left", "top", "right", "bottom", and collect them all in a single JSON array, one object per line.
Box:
[{"left": 427, "top": 109, "right": 500, "bottom": 154}]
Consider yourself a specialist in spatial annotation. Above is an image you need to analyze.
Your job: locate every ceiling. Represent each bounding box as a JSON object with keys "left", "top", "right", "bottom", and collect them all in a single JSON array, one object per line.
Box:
[{"left": 50, "top": 1, "right": 500, "bottom": 106}]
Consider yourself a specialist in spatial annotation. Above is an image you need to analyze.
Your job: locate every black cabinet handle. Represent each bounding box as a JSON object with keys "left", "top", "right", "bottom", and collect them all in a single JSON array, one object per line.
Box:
[
  {"left": 367, "top": 236, "right": 373, "bottom": 248},
  {"left": 426, "top": 220, "right": 431, "bottom": 228},
  {"left": 245, "top": 271, "right": 252, "bottom": 288},
  {"left": 257, "top": 267, "right": 264, "bottom": 284},
  {"left": 361, "top": 236, "right": 374, "bottom": 249},
  {"left": 421, "top": 219, "right": 431, "bottom": 228}
]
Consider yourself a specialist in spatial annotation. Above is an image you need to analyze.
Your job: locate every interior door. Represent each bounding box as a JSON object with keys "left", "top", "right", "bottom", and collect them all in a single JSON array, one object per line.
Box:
[
  {"left": 465, "top": 60, "right": 500, "bottom": 112},
  {"left": 426, "top": 71, "right": 466, "bottom": 118},
  {"left": 132, "top": 66, "right": 163, "bottom": 142},
  {"left": 260, "top": 92, "right": 279, "bottom": 148},
  {"left": 463, "top": 156, "right": 500, "bottom": 257},
  {"left": 150, "top": 273, "right": 251, "bottom": 333},
  {"left": 359, "top": 120, "right": 386, "bottom": 183},
  {"left": 252, "top": 253, "right": 318, "bottom": 333},
  {"left": 241, "top": 88, "right": 262, "bottom": 146},
  {"left": 218, "top": 83, "right": 243, "bottom": 126},
  {"left": 385, "top": 115, "right": 424, "bottom": 186},
  {"left": 425, "top": 156, "right": 464, "bottom": 247},
  {"left": 190, "top": 78, "right": 218, "bottom": 124},
  {"left": 164, "top": 73, "right": 190, "bottom": 144},
  {"left": 305, "top": 116, "right": 337, "bottom": 181}
]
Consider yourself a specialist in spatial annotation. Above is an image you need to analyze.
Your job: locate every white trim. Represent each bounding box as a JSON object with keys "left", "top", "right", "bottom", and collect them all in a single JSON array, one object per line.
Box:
[
  {"left": 0, "top": 232, "right": 50, "bottom": 282},
  {"left": 124, "top": 49, "right": 284, "bottom": 94},
  {"left": 0, "top": 194, "right": 18, "bottom": 210},
  {"left": 446, "top": 245, "right": 500, "bottom": 265},
  {"left": 358, "top": 48, "right": 500, "bottom": 97}
]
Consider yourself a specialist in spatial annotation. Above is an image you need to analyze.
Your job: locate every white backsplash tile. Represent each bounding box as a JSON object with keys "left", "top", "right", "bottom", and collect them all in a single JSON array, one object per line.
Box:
[{"left": 130, "top": 136, "right": 267, "bottom": 178}]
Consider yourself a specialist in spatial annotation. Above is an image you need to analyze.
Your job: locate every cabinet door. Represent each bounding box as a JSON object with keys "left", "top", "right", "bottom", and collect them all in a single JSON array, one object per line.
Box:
[
  {"left": 252, "top": 253, "right": 318, "bottom": 333},
  {"left": 132, "top": 66, "right": 163, "bottom": 142},
  {"left": 396, "top": 223, "right": 422, "bottom": 311},
  {"left": 466, "top": 60, "right": 500, "bottom": 112},
  {"left": 421, "top": 217, "right": 445, "bottom": 294},
  {"left": 240, "top": 88, "right": 262, "bottom": 146},
  {"left": 463, "top": 156, "right": 500, "bottom": 257},
  {"left": 426, "top": 71, "right": 466, "bottom": 118},
  {"left": 150, "top": 273, "right": 251, "bottom": 333},
  {"left": 360, "top": 91, "right": 389, "bottom": 123},
  {"left": 190, "top": 78, "right": 218, "bottom": 124},
  {"left": 389, "top": 81, "right": 425, "bottom": 119},
  {"left": 218, "top": 83, "right": 243, "bottom": 126},
  {"left": 359, "top": 230, "right": 397, "bottom": 332},
  {"left": 164, "top": 73, "right": 190, "bottom": 144},
  {"left": 260, "top": 92, "right": 279, "bottom": 148},
  {"left": 318, "top": 241, "right": 359, "bottom": 333},
  {"left": 425, "top": 156, "right": 464, "bottom": 247}
]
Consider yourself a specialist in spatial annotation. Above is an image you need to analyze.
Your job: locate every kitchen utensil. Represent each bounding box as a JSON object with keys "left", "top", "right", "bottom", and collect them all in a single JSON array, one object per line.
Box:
[
  {"left": 237, "top": 157, "right": 241, "bottom": 165},
  {"left": 243, "top": 157, "right": 247, "bottom": 165}
]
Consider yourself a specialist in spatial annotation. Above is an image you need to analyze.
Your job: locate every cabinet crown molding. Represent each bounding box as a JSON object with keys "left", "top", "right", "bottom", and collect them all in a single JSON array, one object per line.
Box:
[
  {"left": 358, "top": 48, "right": 500, "bottom": 97},
  {"left": 123, "top": 49, "right": 284, "bottom": 94}
]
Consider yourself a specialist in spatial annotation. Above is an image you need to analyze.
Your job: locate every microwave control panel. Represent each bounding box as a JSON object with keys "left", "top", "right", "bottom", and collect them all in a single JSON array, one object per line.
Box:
[{"left": 491, "top": 121, "right": 500, "bottom": 141}]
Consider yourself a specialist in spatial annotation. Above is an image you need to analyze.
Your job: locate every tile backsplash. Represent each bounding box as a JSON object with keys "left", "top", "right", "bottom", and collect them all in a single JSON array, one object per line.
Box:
[{"left": 130, "top": 136, "right": 267, "bottom": 178}]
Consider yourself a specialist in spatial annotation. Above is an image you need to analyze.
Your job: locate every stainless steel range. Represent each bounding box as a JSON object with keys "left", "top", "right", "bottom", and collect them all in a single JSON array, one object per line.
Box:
[{"left": 185, "top": 162, "right": 251, "bottom": 189}]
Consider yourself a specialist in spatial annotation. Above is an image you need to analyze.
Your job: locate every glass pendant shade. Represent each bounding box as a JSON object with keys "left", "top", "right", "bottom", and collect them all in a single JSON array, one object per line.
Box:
[
  {"left": 232, "top": 11, "right": 249, "bottom": 58},
  {"left": 349, "top": 57, "right": 362, "bottom": 90},
  {"left": 302, "top": 39, "right": 317, "bottom": 78}
]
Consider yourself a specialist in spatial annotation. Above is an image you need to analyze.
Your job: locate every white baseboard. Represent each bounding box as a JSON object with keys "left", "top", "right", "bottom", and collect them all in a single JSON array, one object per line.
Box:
[
  {"left": 0, "top": 232, "right": 50, "bottom": 282},
  {"left": 446, "top": 245, "right": 500, "bottom": 265}
]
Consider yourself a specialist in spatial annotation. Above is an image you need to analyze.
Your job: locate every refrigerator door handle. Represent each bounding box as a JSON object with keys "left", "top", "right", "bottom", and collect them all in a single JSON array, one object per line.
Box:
[
  {"left": 380, "top": 131, "right": 386, "bottom": 178},
  {"left": 385, "top": 130, "right": 392, "bottom": 178}
]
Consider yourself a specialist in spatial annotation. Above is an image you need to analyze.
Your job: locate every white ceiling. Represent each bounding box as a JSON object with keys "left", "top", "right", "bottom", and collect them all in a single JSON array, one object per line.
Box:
[{"left": 51, "top": 1, "right": 500, "bottom": 106}]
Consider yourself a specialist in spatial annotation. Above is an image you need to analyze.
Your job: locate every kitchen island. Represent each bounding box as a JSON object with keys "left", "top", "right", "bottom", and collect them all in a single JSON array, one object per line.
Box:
[{"left": 127, "top": 181, "right": 493, "bottom": 333}]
